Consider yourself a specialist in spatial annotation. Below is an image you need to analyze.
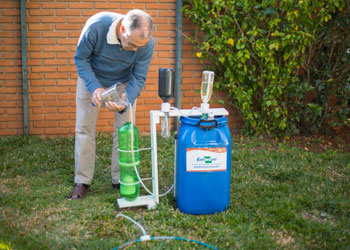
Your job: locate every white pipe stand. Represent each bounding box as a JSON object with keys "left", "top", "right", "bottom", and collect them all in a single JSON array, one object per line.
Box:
[{"left": 117, "top": 107, "right": 228, "bottom": 209}]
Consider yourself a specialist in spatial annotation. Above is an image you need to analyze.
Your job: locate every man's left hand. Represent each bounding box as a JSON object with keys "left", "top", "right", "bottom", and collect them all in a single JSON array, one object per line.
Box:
[
  {"left": 105, "top": 93, "right": 127, "bottom": 112},
  {"left": 105, "top": 101, "right": 126, "bottom": 112}
]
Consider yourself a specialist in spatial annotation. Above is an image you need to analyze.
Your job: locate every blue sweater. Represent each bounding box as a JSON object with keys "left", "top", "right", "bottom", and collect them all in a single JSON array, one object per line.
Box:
[{"left": 74, "top": 12, "right": 155, "bottom": 106}]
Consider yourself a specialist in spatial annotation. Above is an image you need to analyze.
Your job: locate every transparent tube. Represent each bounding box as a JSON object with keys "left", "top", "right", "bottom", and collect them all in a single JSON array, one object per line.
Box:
[{"left": 161, "top": 112, "right": 171, "bottom": 138}]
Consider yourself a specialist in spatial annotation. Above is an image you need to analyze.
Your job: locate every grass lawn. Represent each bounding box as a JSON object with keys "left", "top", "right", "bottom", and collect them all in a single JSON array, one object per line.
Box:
[{"left": 0, "top": 133, "right": 349, "bottom": 249}]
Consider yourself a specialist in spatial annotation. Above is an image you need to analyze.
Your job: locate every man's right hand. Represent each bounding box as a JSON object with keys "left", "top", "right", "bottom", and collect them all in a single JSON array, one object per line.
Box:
[{"left": 92, "top": 88, "right": 105, "bottom": 107}]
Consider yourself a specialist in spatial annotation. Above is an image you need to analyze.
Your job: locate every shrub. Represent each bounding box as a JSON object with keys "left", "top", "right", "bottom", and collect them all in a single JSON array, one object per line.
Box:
[{"left": 183, "top": 0, "right": 349, "bottom": 136}]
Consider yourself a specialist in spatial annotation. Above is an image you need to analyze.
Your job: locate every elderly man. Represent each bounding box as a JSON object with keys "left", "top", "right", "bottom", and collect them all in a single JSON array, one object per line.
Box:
[{"left": 68, "top": 10, "right": 154, "bottom": 200}]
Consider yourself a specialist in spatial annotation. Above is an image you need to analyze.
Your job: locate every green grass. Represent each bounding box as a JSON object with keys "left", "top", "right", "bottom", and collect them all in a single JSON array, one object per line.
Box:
[{"left": 0, "top": 133, "right": 349, "bottom": 249}]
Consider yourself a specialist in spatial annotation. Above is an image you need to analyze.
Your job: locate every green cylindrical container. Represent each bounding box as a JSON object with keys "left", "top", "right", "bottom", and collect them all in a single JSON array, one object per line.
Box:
[{"left": 118, "top": 122, "right": 140, "bottom": 201}]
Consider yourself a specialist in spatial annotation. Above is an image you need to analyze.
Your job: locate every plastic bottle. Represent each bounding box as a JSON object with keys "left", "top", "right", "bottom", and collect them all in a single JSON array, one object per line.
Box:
[
  {"left": 118, "top": 122, "right": 140, "bottom": 201},
  {"left": 200, "top": 71, "right": 214, "bottom": 119},
  {"left": 161, "top": 112, "right": 171, "bottom": 138}
]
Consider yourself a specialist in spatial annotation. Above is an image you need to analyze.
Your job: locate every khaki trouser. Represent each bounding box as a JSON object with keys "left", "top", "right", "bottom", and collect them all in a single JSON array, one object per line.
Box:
[{"left": 74, "top": 77, "right": 136, "bottom": 185}]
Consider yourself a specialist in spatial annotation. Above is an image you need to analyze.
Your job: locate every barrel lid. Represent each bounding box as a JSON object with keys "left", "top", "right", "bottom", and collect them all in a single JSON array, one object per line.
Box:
[{"left": 180, "top": 116, "right": 228, "bottom": 129}]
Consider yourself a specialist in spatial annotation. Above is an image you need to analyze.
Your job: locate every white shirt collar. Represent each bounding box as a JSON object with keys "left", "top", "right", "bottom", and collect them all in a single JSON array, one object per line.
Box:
[{"left": 107, "top": 16, "right": 123, "bottom": 45}]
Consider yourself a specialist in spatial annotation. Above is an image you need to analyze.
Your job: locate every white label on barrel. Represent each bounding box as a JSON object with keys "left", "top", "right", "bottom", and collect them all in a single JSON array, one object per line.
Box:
[{"left": 186, "top": 147, "right": 227, "bottom": 172}]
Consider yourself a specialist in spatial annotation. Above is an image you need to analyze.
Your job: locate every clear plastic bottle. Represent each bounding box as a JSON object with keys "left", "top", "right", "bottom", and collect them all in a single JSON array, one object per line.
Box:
[
  {"left": 118, "top": 122, "right": 140, "bottom": 201},
  {"left": 201, "top": 71, "right": 214, "bottom": 104},
  {"left": 161, "top": 112, "right": 171, "bottom": 138},
  {"left": 200, "top": 71, "right": 214, "bottom": 119}
]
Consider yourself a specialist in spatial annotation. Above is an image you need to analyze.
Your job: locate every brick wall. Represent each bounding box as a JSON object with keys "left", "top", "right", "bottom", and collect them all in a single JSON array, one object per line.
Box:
[{"left": 0, "top": 0, "right": 243, "bottom": 137}]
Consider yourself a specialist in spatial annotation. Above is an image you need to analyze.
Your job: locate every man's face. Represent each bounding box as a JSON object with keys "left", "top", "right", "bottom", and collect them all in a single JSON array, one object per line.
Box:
[{"left": 121, "top": 28, "right": 150, "bottom": 52}]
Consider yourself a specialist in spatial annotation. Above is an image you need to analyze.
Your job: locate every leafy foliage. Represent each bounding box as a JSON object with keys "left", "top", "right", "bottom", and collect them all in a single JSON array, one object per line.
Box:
[{"left": 183, "top": 0, "right": 350, "bottom": 136}]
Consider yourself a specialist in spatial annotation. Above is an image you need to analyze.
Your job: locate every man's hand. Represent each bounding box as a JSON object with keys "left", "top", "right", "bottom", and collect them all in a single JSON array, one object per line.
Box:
[
  {"left": 105, "top": 93, "right": 127, "bottom": 112},
  {"left": 92, "top": 88, "right": 105, "bottom": 107}
]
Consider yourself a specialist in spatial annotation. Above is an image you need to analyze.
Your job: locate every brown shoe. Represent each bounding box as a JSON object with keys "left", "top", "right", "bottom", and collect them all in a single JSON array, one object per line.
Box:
[{"left": 68, "top": 183, "right": 90, "bottom": 200}]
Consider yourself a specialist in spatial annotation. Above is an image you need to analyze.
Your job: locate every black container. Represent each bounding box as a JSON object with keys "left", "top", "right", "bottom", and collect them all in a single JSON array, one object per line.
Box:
[{"left": 158, "top": 68, "right": 175, "bottom": 102}]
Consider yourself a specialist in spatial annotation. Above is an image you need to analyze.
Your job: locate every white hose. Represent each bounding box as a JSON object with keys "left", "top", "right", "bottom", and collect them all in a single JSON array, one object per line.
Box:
[{"left": 116, "top": 213, "right": 148, "bottom": 236}]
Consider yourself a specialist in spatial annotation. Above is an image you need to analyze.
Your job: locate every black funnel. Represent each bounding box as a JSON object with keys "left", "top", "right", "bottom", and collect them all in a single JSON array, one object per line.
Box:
[{"left": 158, "top": 68, "right": 175, "bottom": 102}]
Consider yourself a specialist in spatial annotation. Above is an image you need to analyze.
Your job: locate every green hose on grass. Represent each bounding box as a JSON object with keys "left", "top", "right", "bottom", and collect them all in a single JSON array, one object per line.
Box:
[{"left": 114, "top": 213, "right": 217, "bottom": 250}]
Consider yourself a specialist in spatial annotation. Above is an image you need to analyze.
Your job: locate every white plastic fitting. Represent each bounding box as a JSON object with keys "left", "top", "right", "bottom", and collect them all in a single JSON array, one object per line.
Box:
[
  {"left": 201, "top": 103, "right": 209, "bottom": 115},
  {"left": 161, "top": 102, "right": 171, "bottom": 113},
  {"left": 140, "top": 235, "right": 151, "bottom": 241}
]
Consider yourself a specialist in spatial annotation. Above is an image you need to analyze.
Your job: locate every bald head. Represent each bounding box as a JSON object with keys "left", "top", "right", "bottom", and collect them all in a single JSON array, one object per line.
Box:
[{"left": 122, "top": 9, "right": 154, "bottom": 40}]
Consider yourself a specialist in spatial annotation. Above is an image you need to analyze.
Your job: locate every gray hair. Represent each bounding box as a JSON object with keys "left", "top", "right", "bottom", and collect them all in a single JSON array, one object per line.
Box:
[{"left": 122, "top": 9, "right": 154, "bottom": 39}]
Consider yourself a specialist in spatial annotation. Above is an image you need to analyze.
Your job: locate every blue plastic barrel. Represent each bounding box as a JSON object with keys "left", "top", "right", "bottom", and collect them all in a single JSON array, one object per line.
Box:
[{"left": 175, "top": 116, "right": 231, "bottom": 214}]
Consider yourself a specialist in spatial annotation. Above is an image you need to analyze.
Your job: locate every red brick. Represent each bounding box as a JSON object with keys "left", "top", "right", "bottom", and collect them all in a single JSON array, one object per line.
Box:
[
  {"left": 42, "top": 31, "right": 67, "bottom": 38},
  {"left": 44, "top": 86, "right": 69, "bottom": 93},
  {"left": 29, "top": 9, "right": 55, "bottom": 16},
  {"left": 0, "top": 17, "right": 14, "bottom": 23},
  {"left": 30, "top": 128, "right": 45, "bottom": 135},
  {"left": 0, "top": 60, "right": 15, "bottom": 66},
  {"left": 146, "top": 3, "right": 170, "bottom": 9},
  {"left": 34, "top": 121, "right": 58, "bottom": 128},
  {"left": 94, "top": 3, "right": 119, "bottom": 9},
  {"left": 0, "top": 45, "right": 15, "bottom": 52},
  {"left": 0, "top": 114, "right": 17, "bottom": 122},
  {"left": 159, "top": 11, "right": 176, "bottom": 17},
  {"left": 44, "top": 45, "right": 68, "bottom": 52},
  {"left": 42, "top": 17, "right": 66, "bottom": 23},
  {"left": 57, "top": 52, "right": 75, "bottom": 59},
  {"left": 45, "top": 128, "right": 70, "bottom": 135},
  {"left": 0, "top": 129, "right": 19, "bottom": 136},
  {"left": 56, "top": 24, "right": 81, "bottom": 30},
  {"left": 120, "top": 3, "right": 145, "bottom": 9},
  {"left": 57, "top": 38, "right": 77, "bottom": 45},
  {"left": 68, "top": 17, "right": 88, "bottom": 23},
  {"left": 27, "top": 59, "right": 42, "bottom": 66},
  {"left": 29, "top": 114, "right": 43, "bottom": 121},
  {"left": 5, "top": 107, "right": 22, "bottom": 116},
  {"left": 44, "top": 114, "right": 69, "bottom": 120},
  {"left": 30, "top": 38, "right": 56, "bottom": 45},
  {"left": 27, "top": 16, "right": 41, "bottom": 23},
  {"left": 42, "top": 2, "right": 66, "bottom": 9},
  {"left": 32, "top": 107, "right": 57, "bottom": 114},
  {"left": 32, "top": 66, "right": 56, "bottom": 73},
  {"left": 58, "top": 107, "right": 75, "bottom": 113},
  {"left": 68, "top": 2, "right": 93, "bottom": 8},
  {"left": 28, "top": 101, "right": 43, "bottom": 107},
  {"left": 27, "top": 31, "right": 41, "bottom": 38},
  {"left": 157, "top": 51, "right": 175, "bottom": 58},
  {"left": 0, "top": 2, "right": 15, "bottom": 8},
  {"left": 28, "top": 24, "right": 54, "bottom": 31},
  {"left": 158, "top": 38, "right": 175, "bottom": 45},
  {"left": 0, "top": 31, "right": 14, "bottom": 38},
  {"left": 157, "top": 24, "right": 175, "bottom": 31},
  {"left": 59, "top": 120, "right": 75, "bottom": 127},
  {"left": 57, "top": 80, "right": 76, "bottom": 86},
  {"left": 44, "top": 59, "right": 68, "bottom": 65},
  {"left": 26, "top": 2, "right": 41, "bottom": 8},
  {"left": 2, "top": 9, "right": 20, "bottom": 16},
  {"left": 27, "top": 74, "right": 44, "bottom": 81},
  {"left": 57, "top": 66, "right": 76, "bottom": 72},
  {"left": 45, "top": 73, "right": 69, "bottom": 79},
  {"left": 44, "top": 100, "right": 69, "bottom": 107},
  {"left": 56, "top": 10, "right": 81, "bottom": 16}
]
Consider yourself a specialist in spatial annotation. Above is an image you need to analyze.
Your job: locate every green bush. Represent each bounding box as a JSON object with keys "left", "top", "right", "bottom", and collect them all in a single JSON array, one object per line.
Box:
[{"left": 183, "top": 0, "right": 350, "bottom": 136}]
